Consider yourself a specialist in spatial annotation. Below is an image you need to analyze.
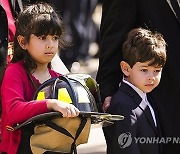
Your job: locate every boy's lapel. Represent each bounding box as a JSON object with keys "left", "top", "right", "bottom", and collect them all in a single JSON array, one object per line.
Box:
[
  {"left": 166, "top": 0, "right": 180, "bottom": 24},
  {"left": 138, "top": 100, "right": 158, "bottom": 135}
]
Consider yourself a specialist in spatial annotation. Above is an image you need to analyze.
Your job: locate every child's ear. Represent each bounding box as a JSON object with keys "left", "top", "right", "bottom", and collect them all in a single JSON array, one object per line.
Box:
[
  {"left": 120, "top": 61, "right": 131, "bottom": 76},
  {"left": 17, "top": 35, "right": 27, "bottom": 50}
]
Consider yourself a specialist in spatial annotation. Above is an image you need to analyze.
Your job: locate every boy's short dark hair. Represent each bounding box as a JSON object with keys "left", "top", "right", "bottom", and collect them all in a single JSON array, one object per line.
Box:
[{"left": 122, "top": 27, "right": 167, "bottom": 68}]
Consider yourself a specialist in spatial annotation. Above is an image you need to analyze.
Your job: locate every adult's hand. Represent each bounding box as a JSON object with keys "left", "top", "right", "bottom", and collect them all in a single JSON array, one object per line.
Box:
[{"left": 102, "top": 96, "right": 112, "bottom": 112}]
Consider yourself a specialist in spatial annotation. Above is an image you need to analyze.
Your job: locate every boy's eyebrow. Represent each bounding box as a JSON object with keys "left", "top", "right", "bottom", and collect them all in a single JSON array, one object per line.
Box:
[
  {"left": 139, "top": 64, "right": 149, "bottom": 67},
  {"left": 139, "top": 64, "right": 162, "bottom": 68}
]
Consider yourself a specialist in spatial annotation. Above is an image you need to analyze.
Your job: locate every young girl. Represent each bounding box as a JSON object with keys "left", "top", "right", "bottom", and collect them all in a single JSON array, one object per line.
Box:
[{"left": 0, "top": 3, "right": 79, "bottom": 154}]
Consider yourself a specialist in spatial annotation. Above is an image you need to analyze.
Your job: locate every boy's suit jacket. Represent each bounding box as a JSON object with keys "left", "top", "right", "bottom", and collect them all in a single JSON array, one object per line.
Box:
[{"left": 105, "top": 82, "right": 162, "bottom": 154}]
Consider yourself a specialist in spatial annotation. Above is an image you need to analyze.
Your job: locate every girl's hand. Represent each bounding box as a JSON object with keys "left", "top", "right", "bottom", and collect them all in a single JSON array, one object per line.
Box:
[{"left": 46, "top": 99, "right": 80, "bottom": 117}]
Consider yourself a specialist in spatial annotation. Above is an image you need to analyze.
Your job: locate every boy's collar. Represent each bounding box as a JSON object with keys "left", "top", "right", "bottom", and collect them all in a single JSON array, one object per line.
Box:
[{"left": 122, "top": 78, "right": 146, "bottom": 101}]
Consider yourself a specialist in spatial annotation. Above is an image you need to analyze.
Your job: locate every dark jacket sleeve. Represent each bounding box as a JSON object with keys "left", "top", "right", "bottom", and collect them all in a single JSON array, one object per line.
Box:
[{"left": 96, "top": 0, "right": 137, "bottom": 102}]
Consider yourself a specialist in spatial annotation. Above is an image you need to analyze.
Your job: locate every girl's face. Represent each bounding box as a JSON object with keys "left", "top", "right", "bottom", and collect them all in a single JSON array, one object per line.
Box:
[
  {"left": 122, "top": 61, "right": 162, "bottom": 93},
  {"left": 25, "top": 34, "right": 59, "bottom": 65}
]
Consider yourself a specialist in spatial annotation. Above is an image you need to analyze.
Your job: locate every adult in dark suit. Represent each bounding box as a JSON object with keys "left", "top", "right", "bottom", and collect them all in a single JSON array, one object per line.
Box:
[{"left": 96, "top": 0, "right": 180, "bottom": 153}]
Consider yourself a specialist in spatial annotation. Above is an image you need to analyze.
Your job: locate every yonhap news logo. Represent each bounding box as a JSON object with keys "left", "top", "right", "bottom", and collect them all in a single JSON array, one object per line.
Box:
[
  {"left": 118, "top": 132, "right": 180, "bottom": 148},
  {"left": 118, "top": 132, "right": 132, "bottom": 148}
]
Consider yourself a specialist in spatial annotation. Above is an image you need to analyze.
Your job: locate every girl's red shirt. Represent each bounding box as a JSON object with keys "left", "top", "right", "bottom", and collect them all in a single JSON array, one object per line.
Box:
[{"left": 0, "top": 61, "right": 60, "bottom": 154}]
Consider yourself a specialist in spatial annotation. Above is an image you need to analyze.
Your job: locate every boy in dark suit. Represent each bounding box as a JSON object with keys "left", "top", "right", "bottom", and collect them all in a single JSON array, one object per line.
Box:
[{"left": 105, "top": 28, "right": 166, "bottom": 154}]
